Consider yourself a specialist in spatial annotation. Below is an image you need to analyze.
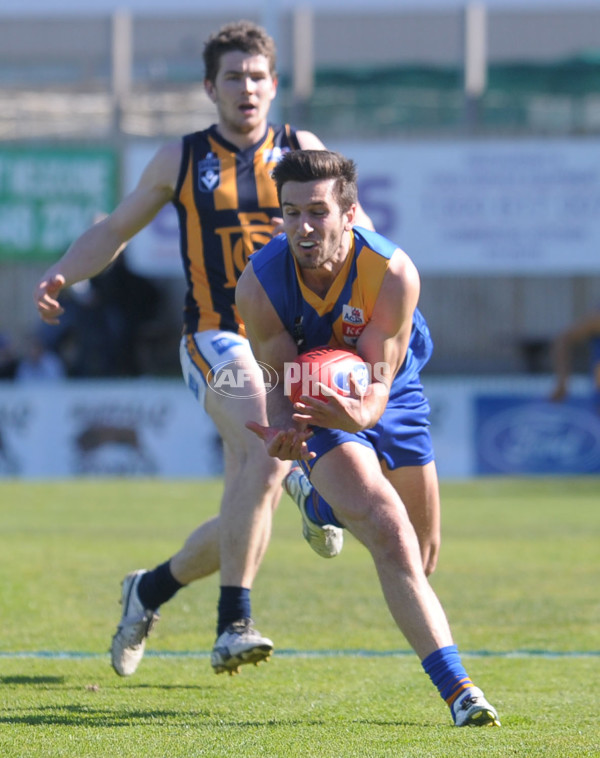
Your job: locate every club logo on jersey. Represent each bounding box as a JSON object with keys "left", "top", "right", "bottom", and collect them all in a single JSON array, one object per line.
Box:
[
  {"left": 197, "top": 153, "right": 221, "bottom": 192},
  {"left": 342, "top": 304, "right": 366, "bottom": 346}
]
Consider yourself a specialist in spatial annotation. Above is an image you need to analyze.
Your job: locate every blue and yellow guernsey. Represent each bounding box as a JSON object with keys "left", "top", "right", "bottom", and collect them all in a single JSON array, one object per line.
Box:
[
  {"left": 173, "top": 123, "right": 300, "bottom": 336},
  {"left": 250, "top": 226, "right": 434, "bottom": 393}
]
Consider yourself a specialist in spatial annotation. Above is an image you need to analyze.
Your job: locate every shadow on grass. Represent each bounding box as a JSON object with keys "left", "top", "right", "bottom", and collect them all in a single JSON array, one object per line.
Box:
[
  {"left": 0, "top": 707, "right": 342, "bottom": 730},
  {"left": 0, "top": 675, "right": 65, "bottom": 685},
  {"left": 0, "top": 705, "right": 352, "bottom": 729},
  {"left": 0, "top": 705, "right": 200, "bottom": 728},
  {"left": 0, "top": 703, "right": 433, "bottom": 730},
  {"left": 0, "top": 673, "right": 224, "bottom": 693}
]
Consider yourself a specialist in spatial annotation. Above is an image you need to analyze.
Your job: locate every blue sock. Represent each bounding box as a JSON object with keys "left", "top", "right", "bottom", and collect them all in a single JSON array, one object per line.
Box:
[
  {"left": 217, "top": 586, "right": 251, "bottom": 636},
  {"left": 421, "top": 645, "right": 474, "bottom": 706},
  {"left": 310, "top": 491, "right": 344, "bottom": 528},
  {"left": 137, "top": 560, "right": 183, "bottom": 611},
  {"left": 298, "top": 463, "right": 344, "bottom": 528}
]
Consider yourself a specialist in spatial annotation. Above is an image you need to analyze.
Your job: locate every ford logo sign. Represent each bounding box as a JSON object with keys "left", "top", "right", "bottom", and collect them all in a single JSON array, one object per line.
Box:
[{"left": 477, "top": 400, "right": 600, "bottom": 474}]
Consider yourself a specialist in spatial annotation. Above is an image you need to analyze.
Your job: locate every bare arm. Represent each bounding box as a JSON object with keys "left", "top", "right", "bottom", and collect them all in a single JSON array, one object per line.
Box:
[
  {"left": 236, "top": 263, "right": 315, "bottom": 461},
  {"left": 550, "top": 312, "right": 600, "bottom": 400},
  {"left": 34, "top": 141, "right": 181, "bottom": 324},
  {"left": 292, "top": 249, "right": 420, "bottom": 433}
]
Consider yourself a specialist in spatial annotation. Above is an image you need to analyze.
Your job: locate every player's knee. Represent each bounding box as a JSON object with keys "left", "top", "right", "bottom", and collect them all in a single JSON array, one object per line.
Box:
[{"left": 362, "top": 513, "right": 420, "bottom": 572}]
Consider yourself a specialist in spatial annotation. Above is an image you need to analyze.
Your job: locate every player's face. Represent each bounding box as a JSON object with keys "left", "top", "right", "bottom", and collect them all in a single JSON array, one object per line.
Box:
[
  {"left": 281, "top": 179, "right": 356, "bottom": 272},
  {"left": 205, "top": 51, "right": 277, "bottom": 138}
]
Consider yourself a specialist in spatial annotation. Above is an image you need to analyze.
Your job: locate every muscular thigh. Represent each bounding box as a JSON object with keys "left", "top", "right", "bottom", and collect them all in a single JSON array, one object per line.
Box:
[{"left": 310, "top": 443, "right": 409, "bottom": 542}]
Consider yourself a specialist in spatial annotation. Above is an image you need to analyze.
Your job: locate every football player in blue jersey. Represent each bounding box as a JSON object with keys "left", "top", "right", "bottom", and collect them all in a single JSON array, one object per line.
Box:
[{"left": 237, "top": 148, "right": 500, "bottom": 727}]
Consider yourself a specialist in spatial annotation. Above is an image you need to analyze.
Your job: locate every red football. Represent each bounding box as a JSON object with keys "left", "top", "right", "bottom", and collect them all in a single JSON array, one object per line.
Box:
[{"left": 285, "top": 346, "right": 370, "bottom": 404}]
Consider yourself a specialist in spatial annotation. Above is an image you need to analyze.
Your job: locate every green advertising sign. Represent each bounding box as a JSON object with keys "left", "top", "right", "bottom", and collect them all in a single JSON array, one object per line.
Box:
[{"left": 0, "top": 147, "right": 118, "bottom": 261}]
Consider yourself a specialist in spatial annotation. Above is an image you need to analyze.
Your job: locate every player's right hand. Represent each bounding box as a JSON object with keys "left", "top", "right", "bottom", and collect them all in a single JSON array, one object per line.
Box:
[
  {"left": 34, "top": 274, "right": 66, "bottom": 325},
  {"left": 246, "top": 420, "right": 315, "bottom": 462}
]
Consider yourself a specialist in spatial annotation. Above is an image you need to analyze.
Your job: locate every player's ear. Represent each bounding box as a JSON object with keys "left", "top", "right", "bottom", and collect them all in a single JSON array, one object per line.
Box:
[
  {"left": 344, "top": 203, "right": 357, "bottom": 230},
  {"left": 268, "top": 75, "right": 278, "bottom": 103},
  {"left": 204, "top": 78, "right": 216, "bottom": 102}
]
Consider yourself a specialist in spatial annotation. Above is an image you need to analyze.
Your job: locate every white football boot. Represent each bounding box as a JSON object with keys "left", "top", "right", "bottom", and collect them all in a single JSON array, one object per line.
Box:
[
  {"left": 284, "top": 466, "right": 344, "bottom": 559},
  {"left": 451, "top": 687, "right": 501, "bottom": 727},
  {"left": 210, "top": 618, "right": 273, "bottom": 675},
  {"left": 110, "top": 570, "right": 159, "bottom": 677}
]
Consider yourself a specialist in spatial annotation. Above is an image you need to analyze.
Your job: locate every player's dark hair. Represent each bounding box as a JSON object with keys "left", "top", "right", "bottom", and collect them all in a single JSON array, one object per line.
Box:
[
  {"left": 203, "top": 20, "right": 277, "bottom": 83},
  {"left": 272, "top": 150, "right": 358, "bottom": 213}
]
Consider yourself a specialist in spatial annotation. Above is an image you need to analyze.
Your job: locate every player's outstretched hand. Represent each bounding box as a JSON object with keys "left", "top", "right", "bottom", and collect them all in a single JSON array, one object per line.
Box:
[
  {"left": 34, "top": 274, "right": 66, "bottom": 325},
  {"left": 246, "top": 420, "right": 315, "bottom": 462}
]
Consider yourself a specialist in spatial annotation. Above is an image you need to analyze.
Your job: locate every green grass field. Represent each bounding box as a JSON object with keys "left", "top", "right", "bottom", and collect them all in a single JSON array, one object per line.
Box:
[{"left": 0, "top": 477, "right": 599, "bottom": 757}]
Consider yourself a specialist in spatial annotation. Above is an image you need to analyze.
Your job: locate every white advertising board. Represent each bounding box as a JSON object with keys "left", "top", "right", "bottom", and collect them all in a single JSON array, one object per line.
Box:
[
  {"left": 334, "top": 138, "right": 600, "bottom": 275},
  {"left": 0, "top": 380, "right": 221, "bottom": 479},
  {"left": 124, "top": 137, "right": 600, "bottom": 277},
  {"left": 1, "top": 376, "right": 597, "bottom": 480}
]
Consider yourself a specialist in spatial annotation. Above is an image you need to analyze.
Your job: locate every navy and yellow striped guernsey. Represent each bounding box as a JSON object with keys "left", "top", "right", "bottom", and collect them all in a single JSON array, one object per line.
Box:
[
  {"left": 250, "top": 226, "right": 434, "bottom": 394},
  {"left": 173, "top": 123, "right": 300, "bottom": 337}
]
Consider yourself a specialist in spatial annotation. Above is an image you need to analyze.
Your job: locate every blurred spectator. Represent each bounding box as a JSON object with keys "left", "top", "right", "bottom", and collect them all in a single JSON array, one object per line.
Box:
[
  {"left": 0, "top": 332, "right": 18, "bottom": 380},
  {"left": 91, "top": 253, "right": 162, "bottom": 377},
  {"left": 15, "top": 333, "right": 66, "bottom": 383},
  {"left": 37, "top": 253, "right": 163, "bottom": 378}
]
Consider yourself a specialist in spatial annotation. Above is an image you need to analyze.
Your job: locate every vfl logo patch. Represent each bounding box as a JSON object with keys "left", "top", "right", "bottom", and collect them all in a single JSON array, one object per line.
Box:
[
  {"left": 198, "top": 153, "right": 221, "bottom": 192},
  {"left": 341, "top": 304, "right": 366, "bottom": 346}
]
